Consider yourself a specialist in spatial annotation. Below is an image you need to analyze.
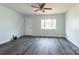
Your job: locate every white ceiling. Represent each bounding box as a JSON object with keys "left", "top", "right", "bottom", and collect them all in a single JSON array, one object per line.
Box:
[{"left": 0, "top": 3, "right": 76, "bottom": 15}]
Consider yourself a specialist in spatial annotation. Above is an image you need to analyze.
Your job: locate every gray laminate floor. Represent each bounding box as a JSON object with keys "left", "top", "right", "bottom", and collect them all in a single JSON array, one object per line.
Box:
[{"left": 0, "top": 36, "right": 79, "bottom": 55}]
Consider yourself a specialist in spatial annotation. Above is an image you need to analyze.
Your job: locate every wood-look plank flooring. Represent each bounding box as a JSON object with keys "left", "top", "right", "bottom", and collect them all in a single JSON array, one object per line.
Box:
[{"left": 0, "top": 36, "right": 79, "bottom": 55}]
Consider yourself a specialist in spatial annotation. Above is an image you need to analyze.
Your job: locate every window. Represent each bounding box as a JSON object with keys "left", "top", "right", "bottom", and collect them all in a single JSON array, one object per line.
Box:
[{"left": 41, "top": 19, "right": 56, "bottom": 29}]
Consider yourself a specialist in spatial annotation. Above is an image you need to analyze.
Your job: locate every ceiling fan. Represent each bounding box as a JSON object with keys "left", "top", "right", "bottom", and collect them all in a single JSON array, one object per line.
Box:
[{"left": 31, "top": 3, "right": 52, "bottom": 13}]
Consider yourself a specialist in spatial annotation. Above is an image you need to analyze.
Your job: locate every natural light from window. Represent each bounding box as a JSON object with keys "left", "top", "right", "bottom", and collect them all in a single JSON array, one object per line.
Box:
[{"left": 41, "top": 19, "right": 56, "bottom": 29}]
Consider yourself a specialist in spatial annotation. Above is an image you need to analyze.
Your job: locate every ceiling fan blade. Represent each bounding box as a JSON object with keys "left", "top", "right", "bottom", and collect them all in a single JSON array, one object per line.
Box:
[
  {"left": 34, "top": 9, "right": 39, "bottom": 12},
  {"left": 31, "top": 5, "right": 39, "bottom": 8},
  {"left": 40, "top": 3, "right": 45, "bottom": 9},
  {"left": 44, "top": 8, "right": 52, "bottom": 10}
]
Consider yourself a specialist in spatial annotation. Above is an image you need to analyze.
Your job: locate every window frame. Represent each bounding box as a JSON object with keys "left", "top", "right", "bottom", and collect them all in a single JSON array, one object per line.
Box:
[{"left": 41, "top": 19, "right": 56, "bottom": 30}]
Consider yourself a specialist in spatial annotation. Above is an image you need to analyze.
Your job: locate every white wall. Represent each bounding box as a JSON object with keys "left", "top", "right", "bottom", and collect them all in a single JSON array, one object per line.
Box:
[
  {"left": 25, "top": 14, "right": 65, "bottom": 37},
  {"left": 66, "top": 4, "right": 79, "bottom": 47},
  {"left": 0, "top": 5, "right": 24, "bottom": 44}
]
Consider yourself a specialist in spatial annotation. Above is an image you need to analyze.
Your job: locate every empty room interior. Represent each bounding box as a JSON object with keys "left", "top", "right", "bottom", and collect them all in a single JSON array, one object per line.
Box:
[{"left": 0, "top": 3, "right": 79, "bottom": 55}]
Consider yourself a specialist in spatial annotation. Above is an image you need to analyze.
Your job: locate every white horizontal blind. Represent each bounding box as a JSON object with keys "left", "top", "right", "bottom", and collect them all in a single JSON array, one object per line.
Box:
[{"left": 41, "top": 19, "right": 56, "bottom": 29}]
